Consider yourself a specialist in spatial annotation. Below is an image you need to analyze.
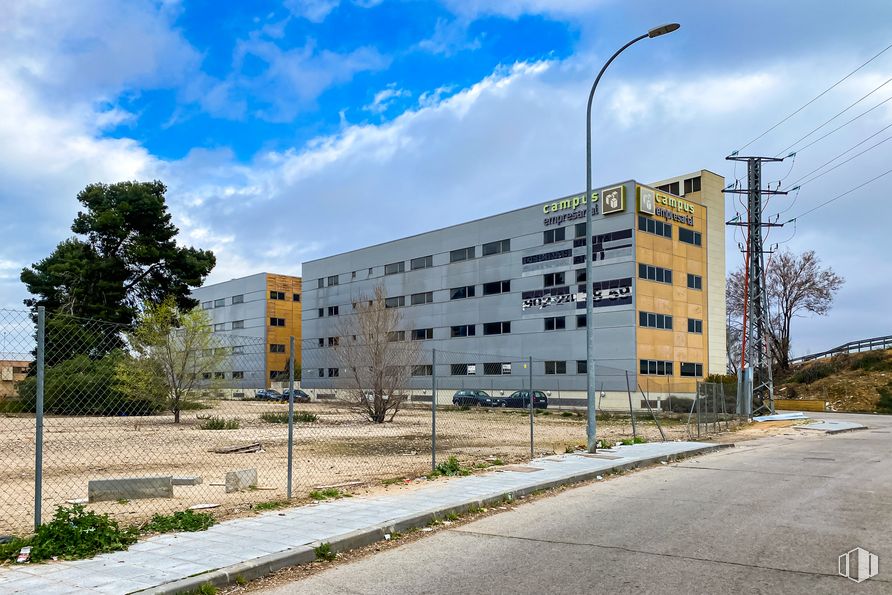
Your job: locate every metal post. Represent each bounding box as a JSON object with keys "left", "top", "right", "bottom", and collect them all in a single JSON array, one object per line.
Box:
[
  {"left": 712, "top": 384, "right": 718, "bottom": 434},
  {"left": 34, "top": 306, "right": 45, "bottom": 531},
  {"left": 529, "top": 357, "right": 534, "bottom": 460},
  {"left": 431, "top": 349, "right": 437, "bottom": 471},
  {"left": 625, "top": 371, "right": 636, "bottom": 439},
  {"left": 287, "top": 336, "right": 295, "bottom": 499},
  {"left": 696, "top": 382, "right": 702, "bottom": 439}
]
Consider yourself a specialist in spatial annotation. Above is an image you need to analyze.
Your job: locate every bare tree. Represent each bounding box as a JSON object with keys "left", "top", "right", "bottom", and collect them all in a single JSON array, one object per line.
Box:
[
  {"left": 116, "top": 298, "right": 224, "bottom": 422},
  {"left": 727, "top": 249, "right": 844, "bottom": 371},
  {"left": 333, "top": 286, "right": 421, "bottom": 423}
]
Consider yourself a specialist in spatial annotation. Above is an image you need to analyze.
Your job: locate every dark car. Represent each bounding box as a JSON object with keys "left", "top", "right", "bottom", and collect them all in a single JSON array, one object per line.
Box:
[
  {"left": 254, "top": 389, "right": 283, "bottom": 401},
  {"left": 499, "top": 390, "right": 548, "bottom": 409},
  {"left": 452, "top": 390, "right": 496, "bottom": 407},
  {"left": 282, "top": 388, "right": 311, "bottom": 403}
]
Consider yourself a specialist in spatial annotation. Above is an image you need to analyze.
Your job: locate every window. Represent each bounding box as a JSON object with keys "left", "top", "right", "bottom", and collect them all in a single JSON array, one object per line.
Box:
[
  {"left": 640, "top": 359, "right": 674, "bottom": 376},
  {"left": 684, "top": 176, "right": 701, "bottom": 194},
  {"left": 328, "top": 305, "right": 339, "bottom": 316},
  {"left": 575, "top": 268, "right": 587, "bottom": 283},
  {"left": 327, "top": 275, "right": 339, "bottom": 286},
  {"left": 411, "top": 255, "right": 433, "bottom": 270},
  {"left": 231, "top": 295, "right": 244, "bottom": 305},
  {"left": 483, "top": 321, "right": 511, "bottom": 335},
  {"left": 544, "top": 316, "right": 566, "bottom": 331},
  {"left": 482, "top": 362, "right": 511, "bottom": 375},
  {"left": 638, "top": 215, "right": 672, "bottom": 239},
  {"left": 681, "top": 362, "right": 704, "bottom": 377},
  {"left": 576, "top": 360, "right": 587, "bottom": 374},
  {"left": 411, "top": 291, "right": 433, "bottom": 305},
  {"left": 638, "top": 263, "right": 673, "bottom": 284},
  {"left": 317, "top": 338, "right": 324, "bottom": 347},
  {"left": 270, "top": 290, "right": 285, "bottom": 300},
  {"left": 232, "top": 371, "right": 244, "bottom": 380},
  {"left": 482, "top": 280, "right": 510, "bottom": 295},
  {"left": 575, "top": 222, "right": 587, "bottom": 238},
  {"left": 387, "top": 331, "right": 405, "bottom": 342},
  {"left": 687, "top": 273, "right": 703, "bottom": 290},
  {"left": 544, "top": 272, "right": 565, "bottom": 287},
  {"left": 482, "top": 239, "right": 510, "bottom": 256},
  {"left": 384, "top": 296, "right": 405, "bottom": 308},
  {"left": 451, "top": 324, "right": 476, "bottom": 337},
  {"left": 411, "top": 365, "right": 432, "bottom": 377},
  {"left": 451, "top": 364, "right": 475, "bottom": 375},
  {"left": 450, "top": 246, "right": 475, "bottom": 262},
  {"left": 639, "top": 311, "right": 673, "bottom": 330},
  {"left": 384, "top": 261, "right": 405, "bottom": 275},
  {"left": 214, "top": 372, "right": 225, "bottom": 380},
  {"left": 202, "top": 372, "right": 212, "bottom": 380},
  {"left": 318, "top": 308, "right": 324, "bottom": 317},
  {"left": 328, "top": 336, "right": 339, "bottom": 347},
  {"left": 270, "top": 317, "right": 285, "bottom": 327},
  {"left": 412, "top": 328, "right": 433, "bottom": 341},
  {"left": 317, "top": 279, "right": 324, "bottom": 289},
  {"left": 232, "top": 345, "right": 245, "bottom": 355},
  {"left": 201, "top": 301, "right": 212, "bottom": 309},
  {"left": 352, "top": 271, "right": 357, "bottom": 279},
  {"left": 232, "top": 320, "right": 245, "bottom": 330},
  {"left": 328, "top": 367, "right": 340, "bottom": 378},
  {"left": 545, "top": 361, "right": 567, "bottom": 375},
  {"left": 656, "top": 181, "right": 680, "bottom": 195},
  {"left": 576, "top": 314, "right": 587, "bottom": 328},
  {"left": 214, "top": 298, "right": 225, "bottom": 308},
  {"left": 688, "top": 318, "right": 703, "bottom": 334},
  {"left": 544, "top": 227, "right": 566, "bottom": 244},
  {"left": 270, "top": 343, "right": 286, "bottom": 353},
  {"left": 293, "top": 293, "right": 300, "bottom": 302},
  {"left": 213, "top": 323, "right": 225, "bottom": 331},
  {"left": 679, "top": 228, "right": 702, "bottom": 246},
  {"left": 450, "top": 285, "right": 475, "bottom": 300}
]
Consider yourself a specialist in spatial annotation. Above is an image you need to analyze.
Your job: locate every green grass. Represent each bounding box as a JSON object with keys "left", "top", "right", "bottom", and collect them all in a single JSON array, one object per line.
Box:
[
  {"left": 189, "top": 583, "right": 218, "bottom": 595},
  {"left": 314, "top": 542, "right": 336, "bottom": 561},
  {"left": 428, "top": 456, "right": 471, "bottom": 479},
  {"left": 444, "top": 512, "right": 459, "bottom": 521},
  {"left": 381, "top": 476, "right": 407, "bottom": 486},
  {"left": 561, "top": 411, "right": 574, "bottom": 417},
  {"left": 141, "top": 510, "right": 216, "bottom": 534},
  {"left": 310, "top": 488, "right": 347, "bottom": 500},
  {"left": 259, "top": 411, "right": 318, "bottom": 424},
  {"left": 254, "top": 500, "right": 289, "bottom": 511},
  {"left": 620, "top": 436, "right": 648, "bottom": 446},
  {"left": 199, "top": 416, "right": 240, "bottom": 430},
  {"left": 179, "top": 400, "right": 214, "bottom": 411}
]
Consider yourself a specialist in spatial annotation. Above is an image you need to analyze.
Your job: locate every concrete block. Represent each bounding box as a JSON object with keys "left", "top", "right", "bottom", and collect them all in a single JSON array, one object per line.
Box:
[
  {"left": 173, "top": 476, "right": 203, "bottom": 486},
  {"left": 88, "top": 476, "right": 173, "bottom": 503},
  {"left": 225, "top": 468, "right": 257, "bottom": 493}
]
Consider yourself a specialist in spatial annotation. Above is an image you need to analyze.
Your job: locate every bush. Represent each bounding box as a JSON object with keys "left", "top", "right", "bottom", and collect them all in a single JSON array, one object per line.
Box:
[
  {"left": 314, "top": 542, "right": 336, "bottom": 561},
  {"left": 17, "top": 350, "right": 162, "bottom": 416},
  {"left": 429, "top": 456, "right": 471, "bottom": 478},
  {"left": 26, "top": 504, "right": 137, "bottom": 562},
  {"left": 853, "top": 350, "right": 892, "bottom": 372},
  {"left": 789, "top": 361, "right": 835, "bottom": 385},
  {"left": 200, "top": 416, "right": 239, "bottom": 430},
  {"left": 877, "top": 383, "right": 892, "bottom": 414},
  {"left": 260, "top": 411, "right": 317, "bottom": 424},
  {"left": 142, "top": 510, "right": 215, "bottom": 534}
]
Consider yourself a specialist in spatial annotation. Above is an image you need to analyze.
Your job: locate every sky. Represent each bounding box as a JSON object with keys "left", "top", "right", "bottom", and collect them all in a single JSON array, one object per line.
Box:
[{"left": 1, "top": 0, "right": 891, "bottom": 357}]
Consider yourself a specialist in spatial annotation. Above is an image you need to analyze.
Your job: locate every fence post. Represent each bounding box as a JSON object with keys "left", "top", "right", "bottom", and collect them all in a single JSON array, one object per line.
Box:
[
  {"left": 625, "top": 371, "right": 636, "bottom": 439},
  {"left": 34, "top": 306, "right": 45, "bottom": 531},
  {"left": 696, "top": 382, "right": 702, "bottom": 439},
  {"left": 431, "top": 349, "right": 437, "bottom": 472},
  {"left": 287, "top": 336, "right": 295, "bottom": 499},
  {"left": 529, "top": 356, "right": 534, "bottom": 460}
]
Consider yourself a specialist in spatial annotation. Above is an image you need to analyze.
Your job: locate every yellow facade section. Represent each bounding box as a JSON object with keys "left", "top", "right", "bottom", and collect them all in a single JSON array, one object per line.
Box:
[
  {"left": 635, "top": 186, "right": 709, "bottom": 394},
  {"left": 266, "top": 274, "right": 302, "bottom": 385}
]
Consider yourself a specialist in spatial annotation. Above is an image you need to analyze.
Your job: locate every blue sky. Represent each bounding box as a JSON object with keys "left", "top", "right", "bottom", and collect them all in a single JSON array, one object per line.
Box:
[{"left": 2, "top": 0, "right": 892, "bottom": 355}]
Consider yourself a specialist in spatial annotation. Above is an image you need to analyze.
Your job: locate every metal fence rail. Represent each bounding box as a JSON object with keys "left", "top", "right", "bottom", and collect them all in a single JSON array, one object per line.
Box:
[{"left": 789, "top": 334, "right": 892, "bottom": 364}]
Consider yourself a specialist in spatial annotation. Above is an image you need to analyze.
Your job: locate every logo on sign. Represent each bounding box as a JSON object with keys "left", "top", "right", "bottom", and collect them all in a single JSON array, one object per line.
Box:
[
  {"left": 602, "top": 186, "right": 625, "bottom": 215},
  {"left": 639, "top": 187, "right": 655, "bottom": 215}
]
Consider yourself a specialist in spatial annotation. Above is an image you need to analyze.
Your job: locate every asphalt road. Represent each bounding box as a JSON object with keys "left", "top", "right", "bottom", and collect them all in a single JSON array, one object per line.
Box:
[{"left": 260, "top": 413, "right": 891, "bottom": 594}]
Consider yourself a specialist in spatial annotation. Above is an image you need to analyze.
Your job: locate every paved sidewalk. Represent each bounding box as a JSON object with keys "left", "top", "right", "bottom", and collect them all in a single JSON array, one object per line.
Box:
[{"left": 0, "top": 441, "right": 724, "bottom": 594}]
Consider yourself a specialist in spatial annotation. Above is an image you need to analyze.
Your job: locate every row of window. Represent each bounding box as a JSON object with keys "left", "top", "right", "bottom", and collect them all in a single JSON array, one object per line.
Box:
[
  {"left": 269, "top": 290, "right": 301, "bottom": 302},
  {"left": 639, "top": 359, "right": 704, "bottom": 377},
  {"left": 638, "top": 312, "right": 703, "bottom": 334},
  {"left": 638, "top": 263, "right": 703, "bottom": 290},
  {"left": 199, "top": 371, "right": 246, "bottom": 380},
  {"left": 655, "top": 175, "right": 701, "bottom": 197},
  {"left": 636, "top": 215, "right": 702, "bottom": 247},
  {"left": 201, "top": 290, "right": 301, "bottom": 311}
]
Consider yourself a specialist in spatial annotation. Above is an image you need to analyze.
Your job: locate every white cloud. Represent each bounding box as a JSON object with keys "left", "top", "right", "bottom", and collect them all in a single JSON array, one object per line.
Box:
[
  {"left": 440, "top": 0, "right": 608, "bottom": 20},
  {"left": 364, "top": 85, "right": 411, "bottom": 113},
  {"left": 283, "top": 0, "right": 340, "bottom": 23},
  {"left": 417, "top": 17, "right": 483, "bottom": 57}
]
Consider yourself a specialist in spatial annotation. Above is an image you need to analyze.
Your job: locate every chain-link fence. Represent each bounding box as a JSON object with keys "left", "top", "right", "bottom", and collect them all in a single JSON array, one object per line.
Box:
[{"left": 0, "top": 307, "right": 744, "bottom": 537}]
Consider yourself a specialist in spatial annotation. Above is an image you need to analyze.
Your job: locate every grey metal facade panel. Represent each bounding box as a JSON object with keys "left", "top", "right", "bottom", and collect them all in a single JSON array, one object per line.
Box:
[{"left": 303, "top": 182, "right": 640, "bottom": 392}]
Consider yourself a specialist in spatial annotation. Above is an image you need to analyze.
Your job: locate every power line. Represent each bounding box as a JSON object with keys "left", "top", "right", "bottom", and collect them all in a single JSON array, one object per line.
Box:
[
  {"left": 776, "top": 76, "right": 892, "bottom": 156},
  {"left": 788, "top": 134, "right": 892, "bottom": 189},
  {"left": 733, "top": 42, "right": 892, "bottom": 154},
  {"left": 785, "top": 121, "right": 892, "bottom": 187},
  {"left": 785, "top": 167, "right": 892, "bottom": 222},
  {"left": 781, "top": 93, "right": 892, "bottom": 156}
]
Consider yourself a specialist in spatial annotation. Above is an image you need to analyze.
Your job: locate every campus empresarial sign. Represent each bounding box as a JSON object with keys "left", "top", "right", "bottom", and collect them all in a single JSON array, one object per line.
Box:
[
  {"left": 601, "top": 186, "right": 625, "bottom": 215},
  {"left": 637, "top": 185, "right": 696, "bottom": 226},
  {"left": 542, "top": 192, "right": 599, "bottom": 226}
]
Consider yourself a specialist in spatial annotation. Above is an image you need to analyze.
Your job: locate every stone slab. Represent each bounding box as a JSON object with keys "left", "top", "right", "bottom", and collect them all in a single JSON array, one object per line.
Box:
[
  {"left": 88, "top": 476, "right": 173, "bottom": 503},
  {"left": 225, "top": 468, "right": 257, "bottom": 493},
  {"left": 172, "top": 476, "right": 202, "bottom": 486}
]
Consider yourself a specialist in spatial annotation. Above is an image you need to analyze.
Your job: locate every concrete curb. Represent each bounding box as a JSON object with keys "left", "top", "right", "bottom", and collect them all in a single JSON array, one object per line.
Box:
[{"left": 140, "top": 443, "right": 730, "bottom": 594}]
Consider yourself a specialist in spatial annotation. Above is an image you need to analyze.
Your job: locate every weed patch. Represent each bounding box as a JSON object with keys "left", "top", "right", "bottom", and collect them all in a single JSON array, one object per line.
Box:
[
  {"left": 314, "top": 542, "right": 336, "bottom": 561},
  {"left": 199, "top": 416, "right": 240, "bottom": 430},
  {"left": 877, "top": 383, "right": 892, "bottom": 414},
  {"left": 142, "top": 510, "right": 215, "bottom": 534},
  {"left": 428, "top": 456, "right": 471, "bottom": 478},
  {"left": 310, "top": 488, "right": 346, "bottom": 500},
  {"left": 253, "top": 500, "right": 289, "bottom": 512}
]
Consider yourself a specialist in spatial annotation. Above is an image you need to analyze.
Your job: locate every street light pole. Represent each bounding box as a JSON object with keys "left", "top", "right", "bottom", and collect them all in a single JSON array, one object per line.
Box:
[{"left": 585, "top": 23, "right": 680, "bottom": 453}]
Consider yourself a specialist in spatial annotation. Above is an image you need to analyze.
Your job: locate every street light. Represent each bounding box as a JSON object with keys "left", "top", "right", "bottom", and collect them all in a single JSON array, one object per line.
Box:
[{"left": 585, "top": 23, "right": 680, "bottom": 453}]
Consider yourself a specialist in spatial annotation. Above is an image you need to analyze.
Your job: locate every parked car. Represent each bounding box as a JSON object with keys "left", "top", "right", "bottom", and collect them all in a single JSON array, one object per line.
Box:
[
  {"left": 282, "top": 388, "right": 311, "bottom": 403},
  {"left": 499, "top": 390, "right": 548, "bottom": 409},
  {"left": 254, "top": 389, "right": 283, "bottom": 401},
  {"left": 452, "top": 390, "right": 496, "bottom": 407}
]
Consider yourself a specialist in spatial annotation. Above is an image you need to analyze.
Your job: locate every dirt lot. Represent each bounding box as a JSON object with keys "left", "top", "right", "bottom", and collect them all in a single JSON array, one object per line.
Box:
[{"left": 0, "top": 399, "right": 739, "bottom": 536}]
